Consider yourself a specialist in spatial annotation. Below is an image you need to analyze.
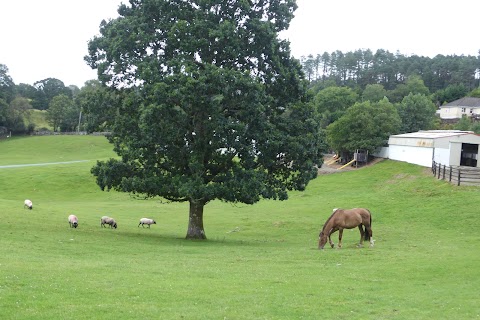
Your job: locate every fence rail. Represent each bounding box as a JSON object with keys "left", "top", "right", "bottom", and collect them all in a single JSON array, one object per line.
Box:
[{"left": 432, "top": 161, "right": 480, "bottom": 186}]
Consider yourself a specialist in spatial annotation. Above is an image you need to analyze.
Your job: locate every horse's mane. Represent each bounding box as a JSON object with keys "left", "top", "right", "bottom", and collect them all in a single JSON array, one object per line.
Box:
[{"left": 321, "top": 208, "right": 341, "bottom": 231}]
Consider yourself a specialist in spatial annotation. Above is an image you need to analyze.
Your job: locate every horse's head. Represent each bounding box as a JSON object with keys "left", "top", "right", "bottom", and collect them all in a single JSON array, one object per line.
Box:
[{"left": 318, "top": 230, "right": 328, "bottom": 249}]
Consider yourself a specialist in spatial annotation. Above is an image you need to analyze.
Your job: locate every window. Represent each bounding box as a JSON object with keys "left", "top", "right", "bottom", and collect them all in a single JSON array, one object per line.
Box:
[{"left": 461, "top": 107, "right": 466, "bottom": 113}]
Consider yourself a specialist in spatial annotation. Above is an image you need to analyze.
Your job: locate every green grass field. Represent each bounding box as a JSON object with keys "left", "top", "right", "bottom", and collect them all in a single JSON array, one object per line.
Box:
[{"left": 1, "top": 136, "right": 479, "bottom": 319}]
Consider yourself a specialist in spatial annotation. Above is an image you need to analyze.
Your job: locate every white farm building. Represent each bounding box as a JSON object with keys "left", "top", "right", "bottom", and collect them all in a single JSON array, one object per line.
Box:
[{"left": 377, "top": 130, "right": 480, "bottom": 168}]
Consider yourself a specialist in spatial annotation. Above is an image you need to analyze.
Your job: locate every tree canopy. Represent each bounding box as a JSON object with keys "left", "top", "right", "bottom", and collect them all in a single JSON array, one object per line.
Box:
[
  {"left": 312, "top": 86, "right": 358, "bottom": 128},
  {"left": 0, "top": 64, "right": 15, "bottom": 103},
  {"left": 87, "top": 0, "right": 324, "bottom": 239},
  {"left": 46, "top": 94, "right": 72, "bottom": 132},
  {"left": 396, "top": 93, "right": 437, "bottom": 133},
  {"left": 326, "top": 98, "right": 401, "bottom": 156},
  {"left": 300, "top": 50, "right": 480, "bottom": 93}
]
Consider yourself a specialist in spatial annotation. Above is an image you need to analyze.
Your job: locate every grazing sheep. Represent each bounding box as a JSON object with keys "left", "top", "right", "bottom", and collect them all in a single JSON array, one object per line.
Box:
[
  {"left": 68, "top": 215, "right": 78, "bottom": 228},
  {"left": 138, "top": 218, "right": 156, "bottom": 228},
  {"left": 100, "top": 216, "right": 117, "bottom": 229},
  {"left": 24, "top": 199, "right": 33, "bottom": 210}
]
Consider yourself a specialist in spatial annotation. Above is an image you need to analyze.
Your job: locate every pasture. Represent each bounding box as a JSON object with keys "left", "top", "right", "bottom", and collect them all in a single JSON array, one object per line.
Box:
[{"left": 0, "top": 136, "right": 479, "bottom": 319}]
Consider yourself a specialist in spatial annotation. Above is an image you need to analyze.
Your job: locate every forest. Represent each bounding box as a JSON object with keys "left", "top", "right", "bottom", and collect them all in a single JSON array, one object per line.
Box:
[
  {"left": 300, "top": 49, "right": 480, "bottom": 97},
  {"left": 1, "top": 49, "right": 480, "bottom": 144}
]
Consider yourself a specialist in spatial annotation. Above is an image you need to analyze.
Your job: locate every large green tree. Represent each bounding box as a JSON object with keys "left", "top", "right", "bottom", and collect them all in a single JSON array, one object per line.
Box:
[
  {"left": 396, "top": 93, "right": 437, "bottom": 133},
  {"left": 313, "top": 86, "right": 358, "bottom": 128},
  {"left": 75, "top": 80, "right": 118, "bottom": 133},
  {"left": 86, "top": 0, "right": 324, "bottom": 239},
  {"left": 33, "top": 78, "right": 71, "bottom": 110},
  {"left": 0, "top": 64, "right": 15, "bottom": 103},
  {"left": 0, "top": 96, "right": 32, "bottom": 134},
  {"left": 46, "top": 94, "right": 72, "bottom": 132},
  {"left": 326, "top": 98, "right": 401, "bottom": 156},
  {"left": 362, "top": 84, "right": 387, "bottom": 102}
]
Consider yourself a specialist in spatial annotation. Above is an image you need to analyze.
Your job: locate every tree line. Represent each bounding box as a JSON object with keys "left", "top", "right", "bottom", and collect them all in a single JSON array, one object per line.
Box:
[
  {"left": 2, "top": 49, "right": 479, "bottom": 137},
  {"left": 0, "top": 64, "right": 115, "bottom": 135},
  {"left": 300, "top": 49, "right": 480, "bottom": 95}
]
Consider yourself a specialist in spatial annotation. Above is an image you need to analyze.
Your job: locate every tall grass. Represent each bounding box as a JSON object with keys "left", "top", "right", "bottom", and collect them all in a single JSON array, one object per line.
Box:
[{"left": 0, "top": 136, "right": 479, "bottom": 319}]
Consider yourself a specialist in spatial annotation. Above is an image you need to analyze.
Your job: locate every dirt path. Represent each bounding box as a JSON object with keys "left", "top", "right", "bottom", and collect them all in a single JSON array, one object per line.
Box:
[{"left": 0, "top": 160, "right": 89, "bottom": 169}]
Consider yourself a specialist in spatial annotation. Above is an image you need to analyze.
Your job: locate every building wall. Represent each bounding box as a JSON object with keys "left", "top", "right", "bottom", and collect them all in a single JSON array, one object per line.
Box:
[
  {"left": 376, "top": 132, "right": 480, "bottom": 167},
  {"left": 433, "top": 147, "right": 451, "bottom": 165},
  {"left": 388, "top": 145, "right": 433, "bottom": 167},
  {"left": 439, "top": 107, "right": 480, "bottom": 119},
  {"left": 439, "top": 107, "right": 463, "bottom": 119},
  {"left": 374, "top": 146, "right": 389, "bottom": 159},
  {"left": 448, "top": 142, "right": 462, "bottom": 166}
]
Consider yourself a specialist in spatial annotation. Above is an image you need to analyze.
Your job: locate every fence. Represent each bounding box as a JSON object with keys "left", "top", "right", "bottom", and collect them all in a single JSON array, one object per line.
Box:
[
  {"left": 432, "top": 161, "right": 480, "bottom": 186},
  {"left": 31, "top": 131, "right": 110, "bottom": 136}
]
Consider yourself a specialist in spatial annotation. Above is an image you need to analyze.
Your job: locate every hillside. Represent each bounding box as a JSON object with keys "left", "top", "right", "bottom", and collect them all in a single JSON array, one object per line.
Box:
[
  {"left": 25, "top": 109, "right": 52, "bottom": 131},
  {"left": 0, "top": 135, "right": 479, "bottom": 319}
]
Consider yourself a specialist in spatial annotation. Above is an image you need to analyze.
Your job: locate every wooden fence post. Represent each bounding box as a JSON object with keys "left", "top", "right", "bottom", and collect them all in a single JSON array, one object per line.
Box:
[
  {"left": 449, "top": 166, "right": 452, "bottom": 182},
  {"left": 442, "top": 165, "right": 446, "bottom": 180},
  {"left": 457, "top": 169, "right": 461, "bottom": 186},
  {"left": 438, "top": 163, "right": 441, "bottom": 179}
]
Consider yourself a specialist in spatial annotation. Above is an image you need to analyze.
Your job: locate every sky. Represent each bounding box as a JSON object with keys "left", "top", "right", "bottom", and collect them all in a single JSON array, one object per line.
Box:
[{"left": 1, "top": 0, "right": 479, "bottom": 88}]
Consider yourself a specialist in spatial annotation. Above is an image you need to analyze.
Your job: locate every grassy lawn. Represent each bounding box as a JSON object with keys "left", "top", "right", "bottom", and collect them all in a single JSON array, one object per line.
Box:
[
  {"left": 0, "top": 136, "right": 479, "bottom": 319},
  {"left": 0, "top": 135, "right": 114, "bottom": 165}
]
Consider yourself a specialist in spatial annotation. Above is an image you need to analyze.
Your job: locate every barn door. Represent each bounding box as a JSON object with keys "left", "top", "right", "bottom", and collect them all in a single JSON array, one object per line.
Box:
[{"left": 460, "top": 143, "right": 478, "bottom": 167}]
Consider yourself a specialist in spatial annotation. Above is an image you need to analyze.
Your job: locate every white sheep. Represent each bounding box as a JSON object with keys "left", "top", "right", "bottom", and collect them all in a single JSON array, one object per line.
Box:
[
  {"left": 24, "top": 199, "right": 33, "bottom": 210},
  {"left": 68, "top": 215, "right": 78, "bottom": 228},
  {"left": 100, "top": 216, "right": 117, "bottom": 229},
  {"left": 138, "top": 218, "right": 156, "bottom": 228}
]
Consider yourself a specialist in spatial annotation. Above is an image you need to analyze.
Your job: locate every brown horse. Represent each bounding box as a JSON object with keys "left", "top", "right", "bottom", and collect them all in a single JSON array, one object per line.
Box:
[{"left": 318, "top": 208, "right": 373, "bottom": 249}]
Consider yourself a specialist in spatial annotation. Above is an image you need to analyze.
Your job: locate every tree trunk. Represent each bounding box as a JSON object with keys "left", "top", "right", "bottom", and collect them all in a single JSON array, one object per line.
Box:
[{"left": 186, "top": 200, "right": 207, "bottom": 240}]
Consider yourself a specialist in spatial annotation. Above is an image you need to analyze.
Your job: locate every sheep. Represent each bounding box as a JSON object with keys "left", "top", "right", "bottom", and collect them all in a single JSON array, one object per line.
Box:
[
  {"left": 138, "top": 218, "right": 156, "bottom": 228},
  {"left": 68, "top": 215, "right": 78, "bottom": 228},
  {"left": 24, "top": 199, "right": 33, "bottom": 210},
  {"left": 100, "top": 216, "right": 117, "bottom": 229}
]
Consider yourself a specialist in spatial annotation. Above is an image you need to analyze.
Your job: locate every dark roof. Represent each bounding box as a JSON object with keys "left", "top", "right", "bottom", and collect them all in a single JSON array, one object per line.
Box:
[{"left": 442, "top": 97, "right": 480, "bottom": 108}]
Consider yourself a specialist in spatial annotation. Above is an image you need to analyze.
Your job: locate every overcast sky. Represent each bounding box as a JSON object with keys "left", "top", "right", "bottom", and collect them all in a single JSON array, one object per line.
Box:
[{"left": 1, "top": 0, "right": 478, "bottom": 88}]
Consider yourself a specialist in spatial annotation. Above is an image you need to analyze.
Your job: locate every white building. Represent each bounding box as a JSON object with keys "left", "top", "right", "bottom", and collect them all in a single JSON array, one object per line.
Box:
[
  {"left": 438, "top": 97, "right": 480, "bottom": 120},
  {"left": 377, "top": 130, "right": 480, "bottom": 167}
]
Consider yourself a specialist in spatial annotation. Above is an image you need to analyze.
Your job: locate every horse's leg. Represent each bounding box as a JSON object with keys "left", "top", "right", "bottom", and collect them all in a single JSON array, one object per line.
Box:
[
  {"left": 357, "top": 225, "right": 365, "bottom": 247},
  {"left": 366, "top": 225, "right": 374, "bottom": 247},
  {"left": 328, "top": 228, "right": 337, "bottom": 248},
  {"left": 338, "top": 229, "right": 344, "bottom": 248}
]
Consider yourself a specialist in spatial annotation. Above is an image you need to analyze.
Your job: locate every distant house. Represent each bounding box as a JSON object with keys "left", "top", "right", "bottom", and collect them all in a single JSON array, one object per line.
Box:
[
  {"left": 438, "top": 97, "right": 480, "bottom": 120},
  {"left": 375, "top": 130, "right": 480, "bottom": 167}
]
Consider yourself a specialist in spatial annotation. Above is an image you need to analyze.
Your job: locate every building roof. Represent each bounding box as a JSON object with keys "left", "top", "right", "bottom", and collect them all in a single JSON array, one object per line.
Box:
[
  {"left": 390, "top": 130, "right": 473, "bottom": 139},
  {"left": 441, "top": 97, "right": 480, "bottom": 108}
]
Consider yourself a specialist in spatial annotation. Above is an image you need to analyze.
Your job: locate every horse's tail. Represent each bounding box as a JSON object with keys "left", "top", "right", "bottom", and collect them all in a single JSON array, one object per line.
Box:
[{"left": 364, "top": 211, "right": 372, "bottom": 241}]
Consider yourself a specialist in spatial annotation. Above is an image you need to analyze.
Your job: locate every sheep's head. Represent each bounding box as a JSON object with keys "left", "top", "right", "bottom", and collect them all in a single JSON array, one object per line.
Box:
[
  {"left": 113, "top": 222, "right": 117, "bottom": 229},
  {"left": 73, "top": 222, "right": 78, "bottom": 228}
]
